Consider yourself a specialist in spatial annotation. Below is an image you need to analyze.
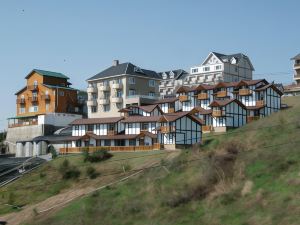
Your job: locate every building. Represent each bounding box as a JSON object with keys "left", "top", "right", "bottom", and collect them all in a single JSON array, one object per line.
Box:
[
  {"left": 188, "top": 52, "right": 254, "bottom": 84},
  {"left": 158, "top": 69, "right": 188, "bottom": 97},
  {"left": 291, "top": 54, "right": 300, "bottom": 85},
  {"left": 7, "top": 69, "right": 82, "bottom": 154},
  {"left": 86, "top": 60, "right": 162, "bottom": 118}
]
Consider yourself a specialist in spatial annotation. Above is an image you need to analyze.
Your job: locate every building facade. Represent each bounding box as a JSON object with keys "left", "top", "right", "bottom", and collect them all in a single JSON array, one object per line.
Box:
[
  {"left": 86, "top": 60, "right": 162, "bottom": 118},
  {"left": 291, "top": 54, "right": 300, "bottom": 85}
]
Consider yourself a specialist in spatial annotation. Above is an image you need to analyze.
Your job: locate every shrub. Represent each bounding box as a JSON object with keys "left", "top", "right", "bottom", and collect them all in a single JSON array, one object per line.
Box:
[
  {"left": 49, "top": 145, "right": 57, "bottom": 159},
  {"left": 86, "top": 166, "right": 98, "bottom": 179},
  {"left": 83, "top": 149, "right": 112, "bottom": 163},
  {"left": 59, "top": 159, "right": 81, "bottom": 180},
  {"left": 122, "top": 161, "right": 132, "bottom": 172}
]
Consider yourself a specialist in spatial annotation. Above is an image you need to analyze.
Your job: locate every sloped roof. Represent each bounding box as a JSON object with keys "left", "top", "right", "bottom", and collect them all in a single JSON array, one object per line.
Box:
[
  {"left": 70, "top": 117, "right": 123, "bottom": 125},
  {"left": 122, "top": 116, "right": 161, "bottom": 123},
  {"left": 15, "top": 86, "right": 27, "bottom": 95},
  {"left": 209, "top": 99, "right": 246, "bottom": 109},
  {"left": 291, "top": 54, "right": 300, "bottom": 60},
  {"left": 42, "top": 84, "right": 78, "bottom": 91},
  {"left": 87, "top": 62, "right": 161, "bottom": 81},
  {"left": 154, "top": 97, "right": 178, "bottom": 104},
  {"left": 193, "top": 84, "right": 215, "bottom": 91},
  {"left": 158, "top": 69, "right": 188, "bottom": 80},
  {"left": 236, "top": 79, "right": 268, "bottom": 87},
  {"left": 255, "top": 83, "right": 283, "bottom": 95},
  {"left": 26, "top": 69, "right": 69, "bottom": 79},
  {"left": 214, "top": 82, "right": 239, "bottom": 89},
  {"left": 137, "top": 104, "right": 160, "bottom": 113},
  {"left": 190, "top": 106, "right": 212, "bottom": 115},
  {"left": 176, "top": 85, "right": 193, "bottom": 93}
]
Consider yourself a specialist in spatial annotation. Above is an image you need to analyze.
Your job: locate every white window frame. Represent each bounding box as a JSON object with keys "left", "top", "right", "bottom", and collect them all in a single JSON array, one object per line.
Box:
[
  {"left": 148, "top": 80, "right": 155, "bottom": 87},
  {"left": 129, "top": 77, "right": 135, "bottom": 84}
]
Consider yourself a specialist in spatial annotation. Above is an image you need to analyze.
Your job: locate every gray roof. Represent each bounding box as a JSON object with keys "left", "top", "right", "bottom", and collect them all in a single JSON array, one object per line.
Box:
[
  {"left": 211, "top": 52, "right": 254, "bottom": 70},
  {"left": 158, "top": 69, "right": 188, "bottom": 80},
  {"left": 87, "top": 62, "right": 161, "bottom": 81},
  {"left": 291, "top": 54, "right": 300, "bottom": 60}
]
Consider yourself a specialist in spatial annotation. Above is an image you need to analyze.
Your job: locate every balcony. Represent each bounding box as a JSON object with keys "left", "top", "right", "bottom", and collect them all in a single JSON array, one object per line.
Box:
[
  {"left": 247, "top": 116, "right": 260, "bottom": 123},
  {"left": 98, "top": 85, "right": 110, "bottom": 91},
  {"left": 197, "top": 93, "right": 208, "bottom": 100},
  {"left": 41, "top": 94, "right": 50, "bottom": 101},
  {"left": 212, "top": 110, "right": 225, "bottom": 117},
  {"left": 27, "top": 85, "right": 38, "bottom": 91},
  {"left": 160, "top": 126, "right": 176, "bottom": 133},
  {"left": 107, "top": 130, "right": 117, "bottom": 136},
  {"left": 238, "top": 89, "right": 252, "bottom": 96},
  {"left": 202, "top": 125, "right": 212, "bottom": 132},
  {"left": 216, "top": 91, "right": 227, "bottom": 98},
  {"left": 179, "top": 95, "right": 189, "bottom": 102},
  {"left": 98, "top": 98, "right": 110, "bottom": 105},
  {"left": 111, "top": 83, "right": 123, "bottom": 89},
  {"left": 294, "top": 74, "right": 300, "bottom": 80},
  {"left": 87, "top": 86, "right": 97, "bottom": 93},
  {"left": 8, "top": 120, "right": 38, "bottom": 128},
  {"left": 29, "top": 96, "right": 38, "bottom": 102},
  {"left": 256, "top": 100, "right": 265, "bottom": 107},
  {"left": 87, "top": 99, "right": 97, "bottom": 106},
  {"left": 16, "top": 98, "right": 26, "bottom": 104},
  {"left": 294, "top": 63, "right": 300, "bottom": 69},
  {"left": 111, "top": 97, "right": 123, "bottom": 103},
  {"left": 168, "top": 108, "right": 175, "bottom": 113}
]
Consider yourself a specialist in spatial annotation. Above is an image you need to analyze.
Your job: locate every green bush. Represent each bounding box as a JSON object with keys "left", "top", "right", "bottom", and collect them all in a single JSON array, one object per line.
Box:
[
  {"left": 58, "top": 159, "right": 81, "bottom": 180},
  {"left": 49, "top": 145, "right": 57, "bottom": 159},
  {"left": 83, "top": 149, "right": 112, "bottom": 163},
  {"left": 86, "top": 166, "right": 99, "bottom": 179}
]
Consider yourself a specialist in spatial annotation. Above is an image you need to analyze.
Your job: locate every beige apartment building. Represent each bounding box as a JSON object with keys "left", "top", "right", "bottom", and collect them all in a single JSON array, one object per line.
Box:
[
  {"left": 291, "top": 54, "right": 300, "bottom": 85},
  {"left": 86, "top": 60, "right": 162, "bottom": 118}
]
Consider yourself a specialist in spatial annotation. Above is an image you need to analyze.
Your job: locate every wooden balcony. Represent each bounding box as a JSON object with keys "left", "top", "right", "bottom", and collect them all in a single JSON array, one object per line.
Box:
[
  {"left": 216, "top": 91, "right": 227, "bottom": 98},
  {"left": 238, "top": 89, "right": 252, "bottom": 96},
  {"left": 16, "top": 98, "right": 26, "bottom": 104},
  {"left": 168, "top": 108, "right": 175, "bottom": 113},
  {"left": 202, "top": 125, "right": 212, "bottom": 132},
  {"left": 29, "top": 96, "right": 38, "bottom": 102},
  {"left": 160, "top": 126, "right": 176, "bottom": 133},
  {"left": 27, "top": 85, "right": 38, "bottom": 91},
  {"left": 8, "top": 120, "right": 38, "bottom": 128},
  {"left": 247, "top": 116, "right": 260, "bottom": 123},
  {"left": 212, "top": 110, "right": 225, "bottom": 117},
  {"left": 197, "top": 93, "right": 208, "bottom": 100},
  {"left": 60, "top": 143, "right": 161, "bottom": 154},
  {"left": 107, "top": 130, "right": 117, "bottom": 135},
  {"left": 256, "top": 100, "right": 265, "bottom": 107},
  {"left": 41, "top": 95, "right": 50, "bottom": 101},
  {"left": 179, "top": 95, "right": 188, "bottom": 102}
]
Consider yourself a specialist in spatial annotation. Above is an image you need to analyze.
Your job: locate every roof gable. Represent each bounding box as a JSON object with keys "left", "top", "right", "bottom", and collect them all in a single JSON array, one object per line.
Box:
[{"left": 26, "top": 69, "right": 69, "bottom": 80}]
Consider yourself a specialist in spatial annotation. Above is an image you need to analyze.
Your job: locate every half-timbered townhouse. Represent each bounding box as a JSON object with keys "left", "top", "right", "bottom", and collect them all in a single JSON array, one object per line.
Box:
[
  {"left": 212, "top": 82, "right": 238, "bottom": 100},
  {"left": 209, "top": 99, "right": 247, "bottom": 132},
  {"left": 193, "top": 84, "right": 215, "bottom": 109},
  {"left": 176, "top": 86, "right": 197, "bottom": 111},
  {"left": 154, "top": 97, "right": 182, "bottom": 114},
  {"left": 190, "top": 106, "right": 213, "bottom": 133},
  {"left": 126, "top": 104, "right": 163, "bottom": 117},
  {"left": 157, "top": 112, "right": 202, "bottom": 149}
]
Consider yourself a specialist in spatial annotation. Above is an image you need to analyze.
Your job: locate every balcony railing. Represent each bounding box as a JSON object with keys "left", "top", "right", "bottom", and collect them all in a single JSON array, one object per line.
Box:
[
  {"left": 247, "top": 116, "right": 260, "bottom": 123},
  {"left": 107, "top": 130, "right": 117, "bottom": 136},
  {"left": 29, "top": 96, "right": 38, "bottom": 102},
  {"left": 111, "top": 83, "right": 123, "bottom": 89},
  {"left": 256, "top": 100, "right": 265, "bottom": 107},
  {"left": 8, "top": 120, "right": 38, "bottom": 128},
  {"left": 16, "top": 98, "right": 26, "bottom": 104},
  {"left": 27, "top": 85, "right": 38, "bottom": 91},
  {"left": 212, "top": 110, "right": 225, "bottom": 117},
  {"left": 160, "top": 126, "right": 176, "bottom": 133},
  {"left": 197, "top": 93, "right": 208, "bottom": 100},
  {"left": 202, "top": 125, "right": 212, "bottom": 132},
  {"left": 179, "top": 95, "right": 188, "bottom": 102},
  {"left": 60, "top": 143, "right": 161, "bottom": 154},
  {"left": 168, "top": 108, "right": 175, "bottom": 113},
  {"left": 238, "top": 89, "right": 252, "bottom": 96},
  {"left": 294, "top": 74, "right": 300, "bottom": 79},
  {"left": 41, "top": 95, "right": 50, "bottom": 101},
  {"left": 216, "top": 91, "right": 227, "bottom": 98}
]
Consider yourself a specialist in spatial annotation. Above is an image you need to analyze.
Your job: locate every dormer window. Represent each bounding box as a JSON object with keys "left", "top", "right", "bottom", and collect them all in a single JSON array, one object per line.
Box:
[
  {"left": 162, "top": 72, "right": 167, "bottom": 79},
  {"left": 231, "top": 57, "right": 237, "bottom": 64},
  {"left": 169, "top": 71, "right": 175, "bottom": 79},
  {"left": 134, "top": 67, "right": 144, "bottom": 74}
]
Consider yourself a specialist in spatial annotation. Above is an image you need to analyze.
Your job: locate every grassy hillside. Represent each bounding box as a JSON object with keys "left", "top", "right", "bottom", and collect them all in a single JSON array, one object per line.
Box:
[{"left": 21, "top": 96, "right": 300, "bottom": 225}]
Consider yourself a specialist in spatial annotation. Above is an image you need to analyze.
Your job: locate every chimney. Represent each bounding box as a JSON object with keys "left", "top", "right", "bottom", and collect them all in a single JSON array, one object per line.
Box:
[{"left": 112, "top": 60, "right": 119, "bottom": 66}]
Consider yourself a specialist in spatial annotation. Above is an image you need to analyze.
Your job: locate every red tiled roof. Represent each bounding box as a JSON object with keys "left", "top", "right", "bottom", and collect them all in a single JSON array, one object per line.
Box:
[
  {"left": 70, "top": 117, "right": 123, "bottom": 125},
  {"left": 122, "top": 116, "right": 161, "bottom": 123},
  {"left": 209, "top": 99, "right": 246, "bottom": 109},
  {"left": 192, "top": 84, "right": 215, "bottom": 91},
  {"left": 176, "top": 86, "right": 193, "bottom": 93},
  {"left": 190, "top": 106, "right": 212, "bottom": 115},
  {"left": 214, "top": 82, "right": 239, "bottom": 89},
  {"left": 255, "top": 84, "right": 283, "bottom": 95},
  {"left": 236, "top": 79, "right": 267, "bottom": 87}
]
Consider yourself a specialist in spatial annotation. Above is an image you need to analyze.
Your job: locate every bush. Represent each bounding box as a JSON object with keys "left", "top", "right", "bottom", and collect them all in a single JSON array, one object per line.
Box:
[
  {"left": 59, "top": 159, "right": 81, "bottom": 180},
  {"left": 86, "top": 166, "right": 99, "bottom": 179},
  {"left": 83, "top": 149, "right": 112, "bottom": 163},
  {"left": 49, "top": 145, "right": 57, "bottom": 159}
]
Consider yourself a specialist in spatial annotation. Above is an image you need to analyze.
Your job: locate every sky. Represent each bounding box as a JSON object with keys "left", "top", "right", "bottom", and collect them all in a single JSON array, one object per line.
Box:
[{"left": 0, "top": 0, "right": 299, "bottom": 130}]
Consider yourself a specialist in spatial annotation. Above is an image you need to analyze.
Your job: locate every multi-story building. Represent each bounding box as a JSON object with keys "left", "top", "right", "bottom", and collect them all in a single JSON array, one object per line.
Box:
[
  {"left": 158, "top": 69, "right": 188, "bottom": 97},
  {"left": 86, "top": 60, "right": 162, "bottom": 118},
  {"left": 188, "top": 52, "right": 254, "bottom": 84},
  {"left": 7, "top": 69, "right": 82, "bottom": 154},
  {"left": 291, "top": 54, "right": 300, "bottom": 85}
]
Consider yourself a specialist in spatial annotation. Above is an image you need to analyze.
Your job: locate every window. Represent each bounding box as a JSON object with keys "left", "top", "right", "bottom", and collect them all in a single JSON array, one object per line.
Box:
[
  {"left": 142, "top": 123, "right": 149, "bottom": 130},
  {"left": 108, "top": 124, "right": 114, "bottom": 131},
  {"left": 92, "top": 93, "right": 97, "bottom": 100},
  {"left": 104, "top": 140, "right": 111, "bottom": 146},
  {"left": 91, "top": 106, "right": 97, "bottom": 113},
  {"left": 235, "top": 67, "right": 238, "bottom": 72},
  {"left": 149, "top": 92, "right": 155, "bottom": 97},
  {"left": 104, "top": 92, "right": 110, "bottom": 98},
  {"left": 76, "top": 140, "right": 82, "bottom": 147},
  {"left": 116, "top": 103, "right": 122, "bottom": 109},
  {"left": 19, "top": 107, "right": 25, "bottom": 114},
  {"left": 129, "top": 89, "right": 136, "bottom": 96},
  {"left": 103, "top": 105, "right": 110, "bottom": 112},
  {"left": 116, "top": 90, "right": 122, "bottom": 97},
  {"left": 128, "top": 77, "right": 135, "bottom": 84},
  {"left": 46, "top": 103, "right": 50, "bottom": 111},
  {"left": 114, "top": 79, "right": 121, "bottom": 84},
  {"left": 128, "top": 123, "right": 133, "bottom": 129},
  {"left": 149, "top": 80, "right": 155, "bottom": 87},
  {"left": 203, "top": 67, "right": 210, "bottom": 72},
  {"left": 33, "top": 80, "right": 38, "bottom": 87},
  {"left": 59, "top": 91, "right": 64, "bottom": 96},
  {"left": 169, "top": 71, "right": 174, "bottom": 79},
  {"left": 129, "top": 139, "right": 136, "bottom": 146},
  {"left": 30, "top": 106, "right": 38, "bottom": 112},
  {"left": 87, "top": 124, "right": 94, "bottom": 132},
  {"left": 215, "top": 65, "right": 222, "bottom": 70},
  {"left": 192, "top": 68, "right": 198, "bottom": 73}
]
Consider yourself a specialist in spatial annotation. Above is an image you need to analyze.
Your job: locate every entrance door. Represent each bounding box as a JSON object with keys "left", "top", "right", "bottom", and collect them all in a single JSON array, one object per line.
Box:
[{"left": 139, "top": 138, "right": 145, "bottom": 146}]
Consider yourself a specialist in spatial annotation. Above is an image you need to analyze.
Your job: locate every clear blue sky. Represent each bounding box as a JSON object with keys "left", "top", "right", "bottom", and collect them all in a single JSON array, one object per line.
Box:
[{"left": 0, "top": 0, "right": 299, "bottom": 130}]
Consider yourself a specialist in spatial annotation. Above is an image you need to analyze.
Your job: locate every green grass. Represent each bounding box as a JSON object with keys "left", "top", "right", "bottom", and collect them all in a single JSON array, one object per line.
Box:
[{"left": 19, "top": 96, "right": 300, "bottom": 224}]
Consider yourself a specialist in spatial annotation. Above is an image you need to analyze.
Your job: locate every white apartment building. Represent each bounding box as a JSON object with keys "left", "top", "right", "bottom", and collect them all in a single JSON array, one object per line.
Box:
[
  {"left": 291, "top": 53, "right": 300, "bottom": 85},
  {"left": 86, "top": 60, "right": 162, "bottom": 118},
  {"left": 188, "top": 52, "right": 254, "bottom": 84}
]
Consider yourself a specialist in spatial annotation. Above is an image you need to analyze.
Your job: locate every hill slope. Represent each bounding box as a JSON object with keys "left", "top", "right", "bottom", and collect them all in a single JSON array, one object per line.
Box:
[{"left": 17, "top": 97, "right": 300, "bottom": 224}]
